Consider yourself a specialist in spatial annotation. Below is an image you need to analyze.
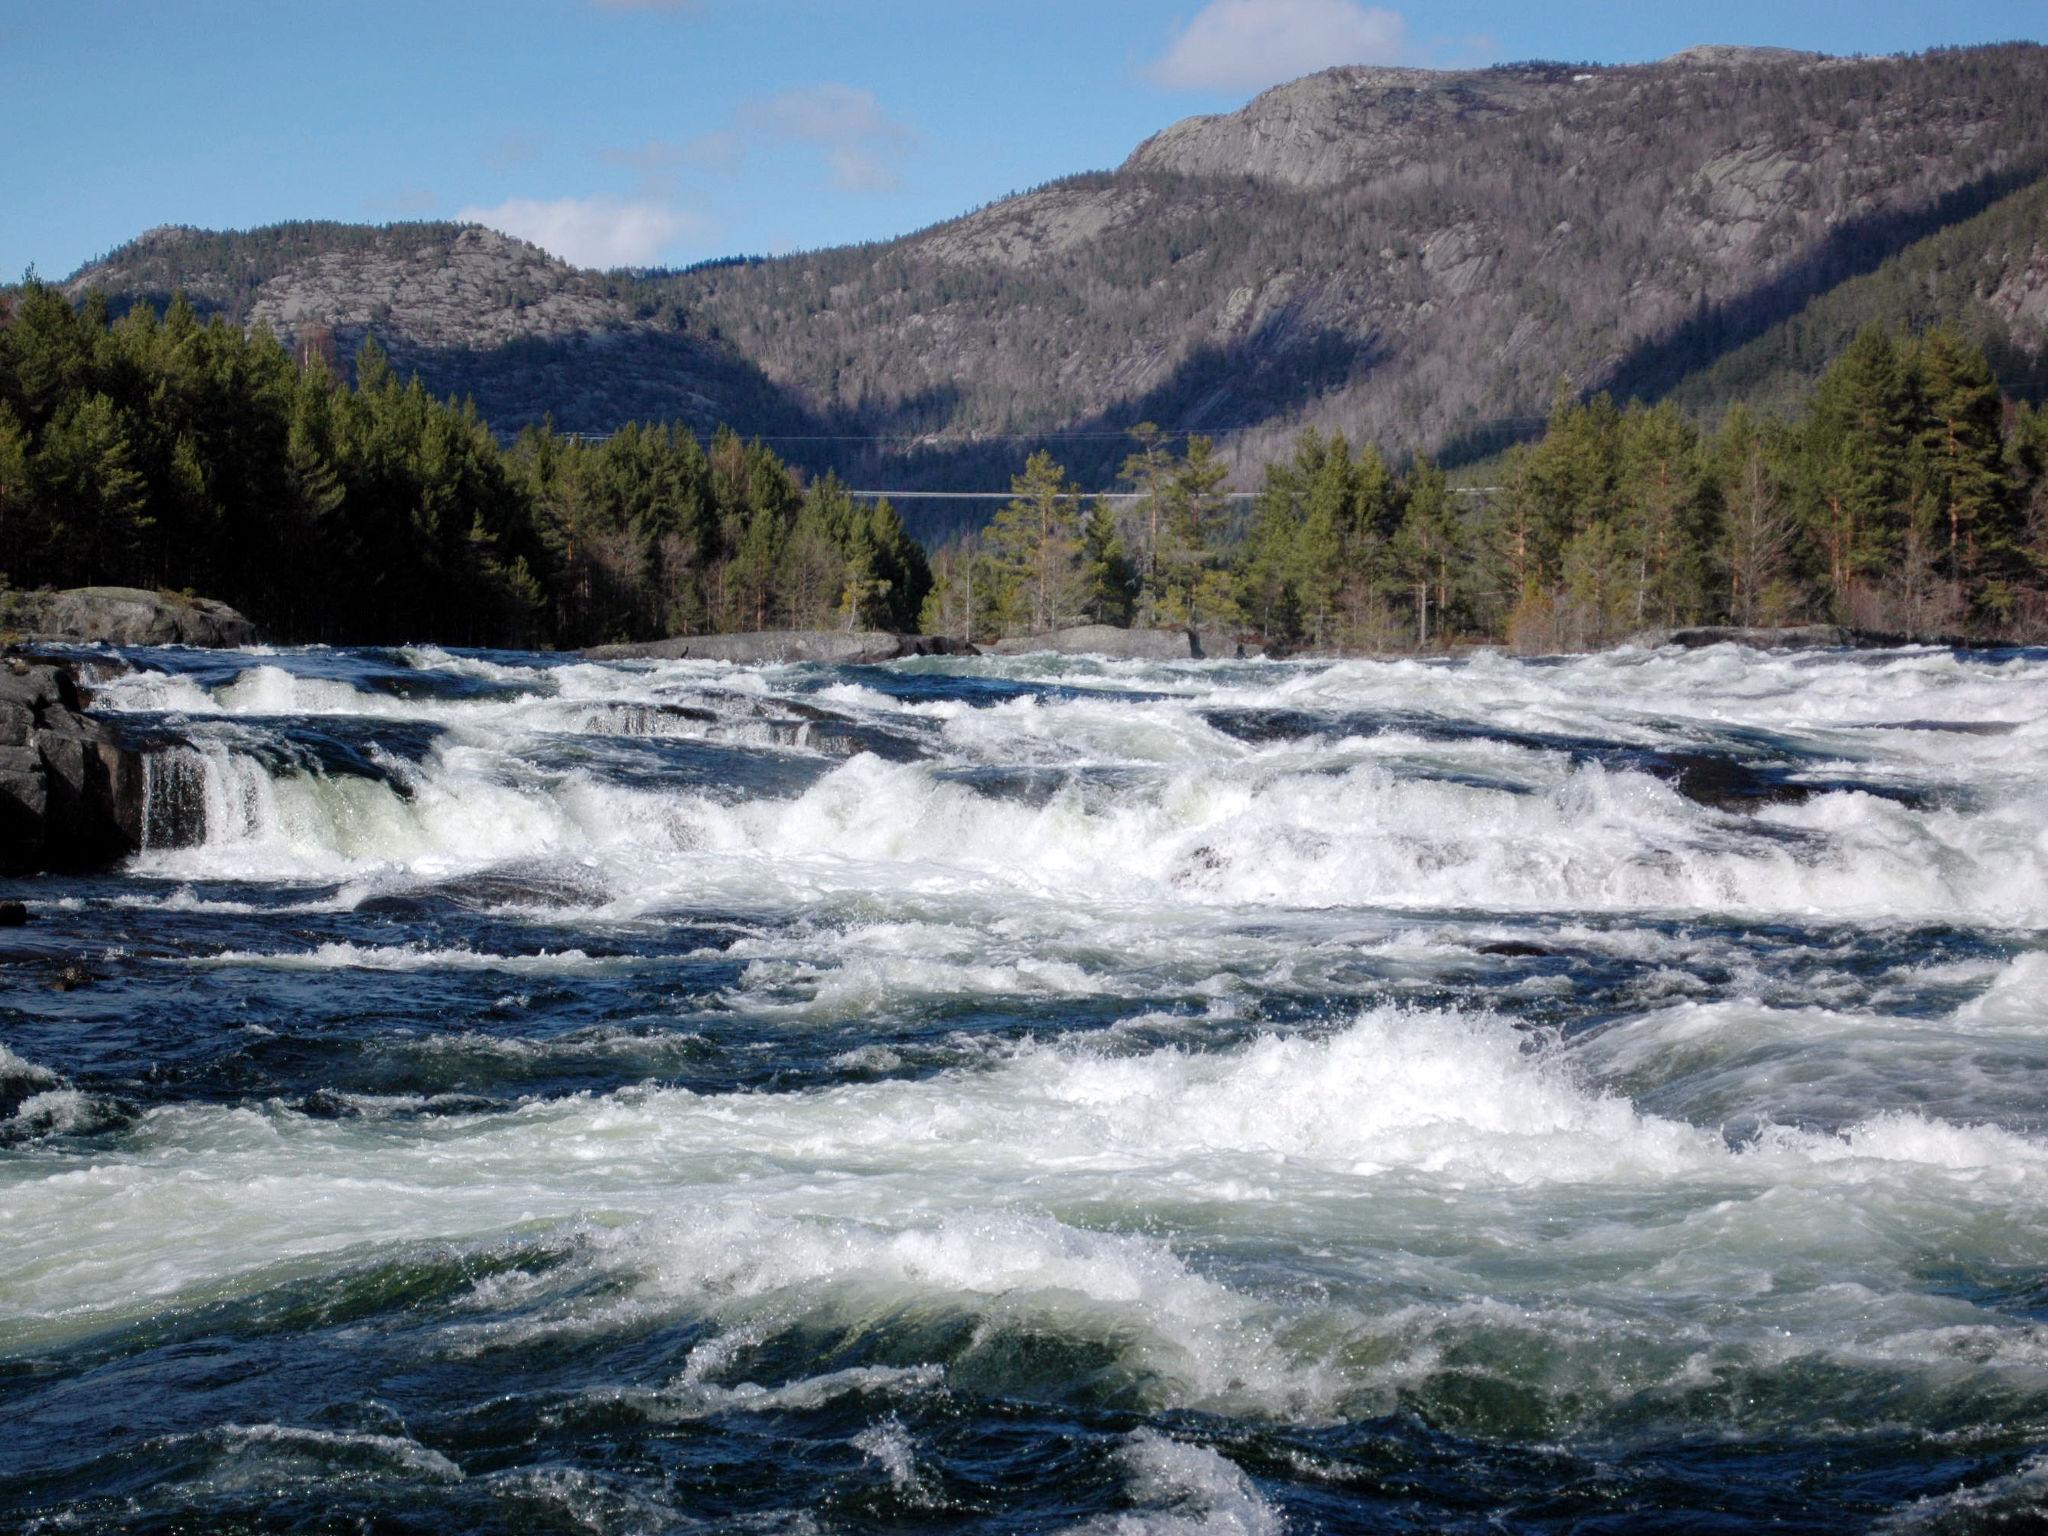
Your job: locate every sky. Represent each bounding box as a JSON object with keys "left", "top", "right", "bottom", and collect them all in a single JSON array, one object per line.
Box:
[{"left": 4, "top": 0, "right": 2044, "bottom": 280}]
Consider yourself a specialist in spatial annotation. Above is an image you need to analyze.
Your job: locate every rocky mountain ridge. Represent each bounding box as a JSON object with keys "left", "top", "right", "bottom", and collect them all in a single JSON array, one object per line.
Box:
[{"left": 58, "top": 43, "right": 2048, "bottom": 494}]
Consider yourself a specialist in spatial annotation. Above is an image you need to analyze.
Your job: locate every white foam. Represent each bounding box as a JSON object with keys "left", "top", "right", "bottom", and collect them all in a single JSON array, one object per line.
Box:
[
  {"left": 92, "top": 644, "right": 2048, "bottom": 925},
  {"left": 1954, "top": 951, "right": 2048, "bottom": 1029},
  {"left": 192, "top": 942, "right": 641, "bottom": 974},
  {"left": 0, "top": 1043, "right": 57, "bottom": 1090},
  {"left": 1072, "top": 1432, "right": 1282, "bottom": 1536}
]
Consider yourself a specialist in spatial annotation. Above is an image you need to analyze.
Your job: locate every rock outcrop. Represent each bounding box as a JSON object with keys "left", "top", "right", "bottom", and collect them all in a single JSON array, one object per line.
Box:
[
  {"left": 63, "top": 46, "right": 2048, "bottom": 473},
  {"left": 986, "top": 625, "right": 1246, "bottom": 659},
  {"left": 583, "top": 631, "right": 975, "bottom": 665},
  {"left": 0, "top": 660, "right": 145, "bottom": 872},
  {"left": 1, "top": 587, "right": 256, "bottom": 648}
]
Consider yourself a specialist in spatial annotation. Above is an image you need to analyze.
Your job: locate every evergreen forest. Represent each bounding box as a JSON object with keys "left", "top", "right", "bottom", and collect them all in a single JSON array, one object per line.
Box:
[
  {"left": 5, "top": 279, "right": 2048, "bottom": 652},
  {"left": 0, "top": 282, "right": 929, "bottom": 647},
  {"left": 928, "top": 328, "right": 2048, "bottom": 650}
]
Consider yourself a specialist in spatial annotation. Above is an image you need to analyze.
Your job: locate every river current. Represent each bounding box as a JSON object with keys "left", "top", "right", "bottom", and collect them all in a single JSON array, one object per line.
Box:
[{"left": 3, "top": 641, "right": 2047, "bottom": 1533}]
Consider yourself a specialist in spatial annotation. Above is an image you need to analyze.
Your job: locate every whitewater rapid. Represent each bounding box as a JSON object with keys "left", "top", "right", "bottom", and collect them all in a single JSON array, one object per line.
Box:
[{"left": 3, "top": 640, "right": 2046, "bottom": 1531}]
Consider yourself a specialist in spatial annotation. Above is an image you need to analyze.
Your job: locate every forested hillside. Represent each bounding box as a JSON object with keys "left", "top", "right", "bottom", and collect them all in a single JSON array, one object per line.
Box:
[
  {"left": 55, "top": 44, "right": 2048, "bottom": 500},
  {"left": 920, "top": 326, "right": 2048, "bottom": 650},
  {"left": 4, "top": 281, "right": 2045, "bottom": 648},
  {"left": 0, "top": 284, "right": 927, "bottom": 647}
]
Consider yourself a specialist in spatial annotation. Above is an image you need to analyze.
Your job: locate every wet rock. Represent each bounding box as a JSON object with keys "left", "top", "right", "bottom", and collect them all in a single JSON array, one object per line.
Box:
[
  {"left": 298, "top": 1089, "right": 362, "bottom": 1120},
  {"left": 583, "top": 631, "right": 975, "bottom": 665},
  {"left": 49, "top": 960, "right": 98, "bottom": 991},
  {"left": 988, "top": 625, "right": 1200, "bottom": 659},
  {"left": 1478, "top": 940, "right": 1554, "bottom": 958},
  {"left": 0, "top": 660, "right": 147, "bottom": 872},
  {"left": 0, "top": 586, "right": 257, "bottom": 647},
  {"left": 0, "top": 901, "right": 27, "bottom": 926}
]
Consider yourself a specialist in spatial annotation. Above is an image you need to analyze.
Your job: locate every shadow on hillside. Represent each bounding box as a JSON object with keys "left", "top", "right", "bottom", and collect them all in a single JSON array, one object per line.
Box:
[
  {"left": 798, "top": 320, "right": 1384, "bottom": 538},
  {"left": 1607, "top": 164, "right": 2048, "bottom": 405}
]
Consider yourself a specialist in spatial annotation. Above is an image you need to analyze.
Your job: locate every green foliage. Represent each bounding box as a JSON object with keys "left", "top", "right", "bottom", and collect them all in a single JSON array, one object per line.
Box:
[
  {"left": 9, "top": 276, "right": 2043, "bottom": 650},
  {"left": 0, "top": 280, "right": 927, "bottom": 646}
]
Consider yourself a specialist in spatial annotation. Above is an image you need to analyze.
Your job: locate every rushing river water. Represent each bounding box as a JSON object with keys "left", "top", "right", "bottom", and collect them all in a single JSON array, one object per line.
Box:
[{"left": 2, "top": 641, "right": 2047, "bottom": 1533}]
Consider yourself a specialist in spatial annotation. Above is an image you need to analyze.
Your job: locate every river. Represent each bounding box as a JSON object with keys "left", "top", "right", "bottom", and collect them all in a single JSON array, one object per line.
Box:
[{"left": 2, "top": 640, "right": 2045, "bottom": 1532}]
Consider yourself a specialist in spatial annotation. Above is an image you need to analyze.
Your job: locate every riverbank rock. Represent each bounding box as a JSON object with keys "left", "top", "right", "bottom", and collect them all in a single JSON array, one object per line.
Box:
[
  {"left": 0, "top": 660, "right": 145, "bottom": 872},
  {"left": 582, "top": 632, "right": 976, "bottom": 664},
  {"left": 987, "top": 625, "right": 1213, "bottom": 659},
  {"left": 0, "top": 587, "right": 258, "bottom": 648}
]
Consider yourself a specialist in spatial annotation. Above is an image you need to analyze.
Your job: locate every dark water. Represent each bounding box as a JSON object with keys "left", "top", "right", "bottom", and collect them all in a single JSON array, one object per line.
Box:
[{"left": 3, "top": 641, "right": 2047, "bottom": 1533}]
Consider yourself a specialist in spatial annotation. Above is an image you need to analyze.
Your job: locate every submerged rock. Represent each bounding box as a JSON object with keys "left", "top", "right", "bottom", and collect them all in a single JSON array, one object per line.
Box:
[
  {"left": 0, "top": 661, "right": 146, "bottom": 872},
  {"left": 49, "top": 960, "right": 98, "bottom": 992},
  {"left": 0, "top": 586, "right": 257, "bottom": 648},
  {"left": 583, "top": 631, "right": 975, "bottom": 665}
]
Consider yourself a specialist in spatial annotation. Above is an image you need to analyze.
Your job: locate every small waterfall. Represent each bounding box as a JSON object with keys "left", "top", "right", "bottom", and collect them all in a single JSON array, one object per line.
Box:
[{"left": 140, "top": 742, "right": 278, "bottom": 850}]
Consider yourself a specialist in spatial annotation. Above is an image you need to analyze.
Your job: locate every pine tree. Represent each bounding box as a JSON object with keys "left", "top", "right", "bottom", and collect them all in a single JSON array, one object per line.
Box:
[
  {"left": 1801, "top": 327, "right": 1910, "bottom": 612},
  {"left": 986, "top": 448, "right": 1083, "bottom": 634},
  {"left": 30, "top": 394, "right": 149, "bottom": 586},
  {"left": 1908, "top": 328, "right": 2012, "bottom": 602},
  {"left": 1078, "top": 497, "right": 1136, "bottom": 626},
  {"left": 1388, "top": 457, "right": 1460, "bottom": 648},
  {"left": 1120, "top": 423, "right": 1174, "bottom": 623},
  {"left": 1714, "top": 406, "right": 1804, "bottom": 626},
  {"left": 1616, "top": 401, "right": 1711, "bottom": 629}
]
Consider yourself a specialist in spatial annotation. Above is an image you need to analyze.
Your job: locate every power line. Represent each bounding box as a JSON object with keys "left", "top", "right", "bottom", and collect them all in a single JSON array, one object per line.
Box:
[
  {"left": 843, "top": 486, "right": 1501, "bottom": 500},
  {"left": 844, "top": 489, "right": 1264, "bottom": 501}
]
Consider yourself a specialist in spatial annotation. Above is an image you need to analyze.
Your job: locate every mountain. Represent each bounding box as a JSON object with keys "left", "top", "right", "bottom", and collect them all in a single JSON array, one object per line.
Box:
[
  {"left": 62, "top": 43, "right": 2048, "bottom": 502},
  {"left": 65, "top": 222, "right": 813, "bottom": 437}
]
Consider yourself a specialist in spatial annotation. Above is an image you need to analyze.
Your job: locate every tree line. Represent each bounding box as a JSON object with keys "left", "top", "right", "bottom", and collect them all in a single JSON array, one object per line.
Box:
[
  {"left": 6, "top": 277, "right": 2047, "bottom": 652},
  {"left": 923, "top": 326, "right": 2048, "bottom": 650},
  {"left": 0, "top": 281, "right": 927, "bottom": 646}
]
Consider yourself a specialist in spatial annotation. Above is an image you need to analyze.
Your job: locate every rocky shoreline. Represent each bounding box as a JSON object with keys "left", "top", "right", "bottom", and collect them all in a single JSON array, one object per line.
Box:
[
  {"left": 0, "top": 586, "right": 257, "bottom": 649},
  {"left": 0, "top": 660, "right": 145, "bottom": 873}
]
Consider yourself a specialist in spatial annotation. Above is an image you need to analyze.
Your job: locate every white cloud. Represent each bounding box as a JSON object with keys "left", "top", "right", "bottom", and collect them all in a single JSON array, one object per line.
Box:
[
  {"left": 824, "top": 147, "right": 900, "bottom": 194},
  {"left": 454, "top": 195, "right": 699, "bottom": 269},
  {"left": 1148, "top": 0, "right": 1411, "bottom": 92},
  {"left": 744, "top": 83, "right": 914, "bottom": 194}
]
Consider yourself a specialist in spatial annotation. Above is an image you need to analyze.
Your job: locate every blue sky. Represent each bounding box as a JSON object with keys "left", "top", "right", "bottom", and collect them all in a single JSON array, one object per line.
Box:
[{"left": 4, "top": 0, "right": 2043, "bottom": 279}]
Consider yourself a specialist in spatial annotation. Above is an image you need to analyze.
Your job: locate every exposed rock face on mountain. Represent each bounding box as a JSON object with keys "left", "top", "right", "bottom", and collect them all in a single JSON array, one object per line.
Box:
[
  {"left": 90, "top": 224, "right": 625, "bottom": 351},
  {"left": 648, "top": 42, "right": 2048, "bottom": 484},
  {"left": 68, "top": 224, "right": 806, "bottom": 435},
  {"left": 1121, "top": 62, "right": 1582, "bottom": 189},
  {"left": 61, "top": 44, "right": 2048, "bottom": 489}
]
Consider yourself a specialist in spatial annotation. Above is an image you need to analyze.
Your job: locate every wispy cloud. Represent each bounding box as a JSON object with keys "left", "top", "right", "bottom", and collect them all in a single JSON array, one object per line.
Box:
[
  {"left": 743, "top": 83, "right": 915, "bottom": 194},
  {"left": 454, "top": 194, "right": 704, "bottom": 269},
  {"left": 1147, "top": 0, "right": 1412, "bottom": 93},
  {"left": 362, "top": 185, "right": 439, "bottom": 218},
  {"left": 601, "top": 130, "right": 744, "bottom": 179},
  {"left": 487, "top": 133, "right": 542, "bottom": 172}
]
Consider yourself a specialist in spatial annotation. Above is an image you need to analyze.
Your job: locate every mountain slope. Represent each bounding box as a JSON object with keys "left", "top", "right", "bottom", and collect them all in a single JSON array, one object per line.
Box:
[
  {"left": 1661, "top": 172, "right": 2048, "bottom": 417},
  {"left": 67, "top": 222, "right": 813, "bottom": 436},
  {"left": 657, "top": 44, "right": 2048, "bottom": 480},
  {"left": 61, "top": 43, "right": 2048, "bottom": 490}
]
